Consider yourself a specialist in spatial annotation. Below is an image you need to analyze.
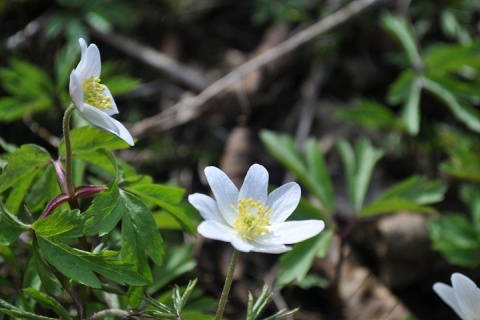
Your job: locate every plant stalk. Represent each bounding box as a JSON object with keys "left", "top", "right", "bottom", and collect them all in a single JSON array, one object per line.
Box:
[
  {"left": 215, "top": 248, "right": 240, "bottom": 320},
  {"left": 63, "top": 104, "right": 76, "bottom": 198}
]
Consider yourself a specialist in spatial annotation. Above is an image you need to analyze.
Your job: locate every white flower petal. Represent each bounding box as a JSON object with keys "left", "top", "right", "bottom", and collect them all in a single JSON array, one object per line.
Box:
[
  {"left": 77, "top": 104, "right": 134, "bottom": 146},
  {"left": 250, "top": 243, "right": 291, "bottom": 254},
  {"left": 239, "top": 164, "right": 269, "bottom": 204},
  {"left": 433, "top": 283, "right": 466, "bottom": 320},
  {"left": 69, "top": 71, "right": 84, "bottom": 108},
  {"left": 77, "top": 43, "right": 101, "bottom": 81},
  {"left": 230, "top": 236, "right": 256, "bottom": 253},
  {"left": 76, "top": 38, "right": 89, "bottom": 77},
  {"left": 267, "top": 182, "right": 301, "bottom": 223},
  {"left": 204, "top": 166, "right": 238, "bottom": 226},
  {"left": 197, "top": 220, "right": 234, "bottom": 243},
  {"left": 452, "top": 273, "right": 480, "bottom": 319},
  {"left": 102, "top": 86, "right": 119, "bottom": 115},
  {"left": 256, "top": 220, "right": 324, "bottom": 246},
  {"left": 188, "top": 193, "right": 226, "bottom": 223}
]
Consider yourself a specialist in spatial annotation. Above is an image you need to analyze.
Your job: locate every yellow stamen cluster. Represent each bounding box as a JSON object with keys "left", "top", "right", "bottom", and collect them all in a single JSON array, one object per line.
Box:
[
  {"left": 233, "top": 198, "right": 273, "bottom": 240},
  {"left": 82, "top": 76, "right": 113, "bottom": 110}
]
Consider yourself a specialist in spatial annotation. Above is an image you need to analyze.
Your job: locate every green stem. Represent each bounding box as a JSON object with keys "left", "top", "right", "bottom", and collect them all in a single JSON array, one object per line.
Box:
[
  {"left": 215, "top": 249, "right": 240, "bottom": 320},
  {"left": 63, "top": 104, "right": 76, "bottom": 197}
]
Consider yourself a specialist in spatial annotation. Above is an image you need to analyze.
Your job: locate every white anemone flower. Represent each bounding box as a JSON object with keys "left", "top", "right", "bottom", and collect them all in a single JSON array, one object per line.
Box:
[
  {"left": 433, "top": 273, "right": 480, "bottom": 320},
  {"left": 69, "top": 38, "right": 134, "bottom": 146},
  {"left": 188, "top": 164, "right": 325, "bottom": 253}
]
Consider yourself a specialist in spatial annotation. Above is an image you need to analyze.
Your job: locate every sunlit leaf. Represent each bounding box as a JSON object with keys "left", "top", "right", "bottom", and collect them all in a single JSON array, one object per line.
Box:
[{"left": 0, "top": 202, "right": 30, "bottom": 246}]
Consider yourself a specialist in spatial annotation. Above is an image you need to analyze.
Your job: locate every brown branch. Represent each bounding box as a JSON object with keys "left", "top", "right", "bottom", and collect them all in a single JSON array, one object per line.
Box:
[
  {"left": 90, "top": 28, "right": 209, "bottom": 92},
  {"left": 129, "top": 0, "right": 384, "bottom": 137}
]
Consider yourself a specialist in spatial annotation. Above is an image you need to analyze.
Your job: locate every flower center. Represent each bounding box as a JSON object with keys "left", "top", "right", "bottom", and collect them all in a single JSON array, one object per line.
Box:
[
  {"left": 233, "top": 198, "right": 273, "bottom": 240},
  {"left": 82, "top": 76, "right": 113, "bottom": 111}
]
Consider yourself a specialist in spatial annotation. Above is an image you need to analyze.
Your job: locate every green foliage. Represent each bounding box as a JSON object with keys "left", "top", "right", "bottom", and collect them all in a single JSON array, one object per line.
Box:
[
  {"left": 276, "top": 229, "right": 333, "bottom": 288},
  {"left": 260, "top": 130, "right": 334, "bottom": 214},
  {"left": 22, "top": 288, "right": 72, "bottom": 320},
  {"left": 429, "top": 184, "right": 480, "bottom": 267},
  {"left": 337, "top": 138, "right": 384, "bottom": 212},
  {"left": 246, "top": 284, "right": 299, "bottom": 320},
  {"left": 359, "top": 175, "right": 446, "bottom": 217},
  {"left": 83, "top": 181, "right": 165, "bottom": 281},
  {"left": 37, "top": 236, "right": 146, "bottom": 288},
  {"left": 0, "top": 202, "right": 30, "bottom": 246},
  {"left": 0, "top": 60, "right": 55, "bottom": 122},
  {"left": 380, "top": 13, "right": 480, "bottom": 135}
]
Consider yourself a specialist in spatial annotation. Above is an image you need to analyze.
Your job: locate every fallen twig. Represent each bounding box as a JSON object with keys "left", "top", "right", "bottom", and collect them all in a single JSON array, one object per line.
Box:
[{"left": 129, "top": 0, "right": 385, "bottom": 137}]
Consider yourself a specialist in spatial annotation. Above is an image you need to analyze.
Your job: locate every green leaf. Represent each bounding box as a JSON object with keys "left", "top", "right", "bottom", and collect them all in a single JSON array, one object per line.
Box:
[
  {"left": 84, "top": 182, "right": 164, "bottom": 280},
  {"left": 423, "top": 77, "right": 480, "bottom": 132},
  {"left": 358, "top": 175, "right": 445, "bottom": 217},
  {"left": 334, "top": 100, "right": 401, "bottom": 130},
  {"left": 37, "top": 236, "right": 147, "bottom": 288},
  {"left": 0, "top": 144, "right": 51, "bottom": 195},
  {"left": 0, "top": 298, "right": 58, "bottom": 320},
  {"left": 32, "top": 239, "right": 62, "bottom": 297},
  {"left": 400, "top": 76, "right": 422, "bottom": 135},
  {"left": 276, "top": 230, "right": 333, "bottom": 287},
  {"left": 459, "top": 184, "right": 480, "bottom": 228},
  {"left": 148, "top": 245, "right": 197, "bottom": 295},
  {"left": 0, "top": 202, "right": 30, "bottom": 245},
  {"left": 337, "top": 139, "right": 383, "bottom": 212},
  {"left": 424, "top": 41, "right": 480, "bottom": 72},
  {"left": 428, "top": 215, "right": 480, "bottom": 267},
  {"left": 260, "top": 130, "right": 334, "bottom": 213},
  {"left": 127, "top": 184, "right": 195, "bottom": 234},
  {"left": 247, "top": 284, "right": 272, "bottom": 320},
  {"left": 33, "top": 209, "right": 84, "bottom": 238},
  {"left": 22, "top": 288, "right": 72, "bottom": 320},
  {"left": 59, "top": 126, "right": 131, "bottom": 155},
  {"left": 381, "top": 12, "right": 422, "bottom": 68},
  {"left": 120, "top": 191, "right": 164, "bottom": 278},
  {"left": 304, "top": 139, "right": 334, "bottom": 213},
  {"left": 83, "top": 184, "right": 124, "bottom": 236}
]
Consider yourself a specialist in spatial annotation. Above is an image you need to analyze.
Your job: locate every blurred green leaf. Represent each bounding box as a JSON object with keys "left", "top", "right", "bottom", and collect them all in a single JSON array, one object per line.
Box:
[
  {"left": 37, "top": 236, "right": 147, "bottom": 288},
  {"left": 334, "top": 100, "right": 402, "bottom": 130},
  {"left": 0, "top": 144, "right": 51, "bottom": 195},
  {"left": 23, "top": 288, "right": 72, "bottom": 320},
  {"left": 381, "top": 12, "right": 422, "bottom": 68},
  {"left": 428, "top": 214, "right": 480, "bottom": 267},
  {"left": 400, "top": 76, "right": 422, "bottom": 135},
  {"left": 260, "top": 130, "right": 335, "bottom": 213},
  {"left": 423, "top": 77, "right": 480, "bottom": 132},
  {"left": 276, "top": 229, "right": 333, "bottom": 288},
  {"left": 337, "top": 139, "right": 383, "bottom": 212},
  {"left": 0, "top": 298, "right": 57, "bottom": 320}
]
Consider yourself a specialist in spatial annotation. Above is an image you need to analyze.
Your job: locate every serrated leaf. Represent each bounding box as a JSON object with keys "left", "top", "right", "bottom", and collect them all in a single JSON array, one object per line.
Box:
[
  {"left": 377, "top": 175, "right": 446, "bottom": 205},
  {"left": 37, "top": 236, "right": 147, "bottom": 288},
  {"left": 276, "top": 229, "right": 333, "bottom": 288},
  {"left": 0, "top": 144, "right": 51, "bottom": 194},
  {"left": 83, "top": 184, "right": 124, "bottom": 236},
  {"left": 127, "top": 184, "right": 195, "bottom": 234},
  {"left": 0, "top": 202, "right": 30, "bottom": 245},
  {"left": 23, "top": 288, "right": 72, "bottom": 320},
  {"left": 84, "top": 183, "right": 164, "bottom": 280},
  {"left": 59, "top": 126, "right": 131, "bottom": 155},
  {"left": 120, "top": 190, "right": 164, "bottom": 277},
  {"left": 33, "top": 209, "right": 84, "bottom": 238}
]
